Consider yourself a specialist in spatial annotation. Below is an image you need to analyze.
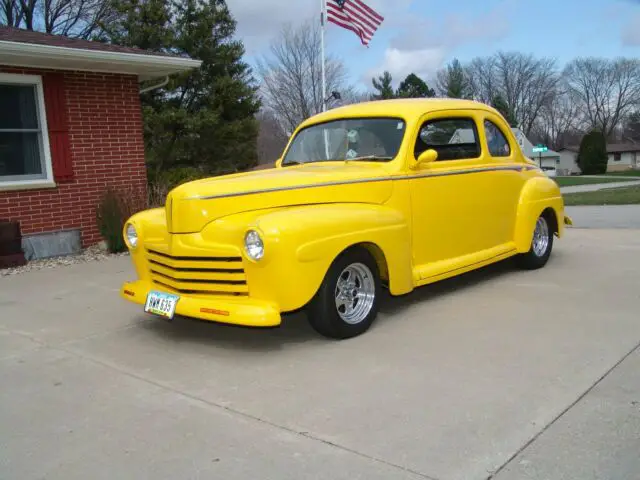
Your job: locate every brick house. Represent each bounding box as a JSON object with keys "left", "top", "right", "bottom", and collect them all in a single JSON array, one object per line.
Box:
[{"left": 0, "top": 27, "right": 200, "bottom": 259}]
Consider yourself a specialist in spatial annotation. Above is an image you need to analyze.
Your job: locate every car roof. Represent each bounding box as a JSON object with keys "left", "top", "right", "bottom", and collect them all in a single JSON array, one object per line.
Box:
[{"left": 302, "top": 98, "right": 499, "bottom": 127}]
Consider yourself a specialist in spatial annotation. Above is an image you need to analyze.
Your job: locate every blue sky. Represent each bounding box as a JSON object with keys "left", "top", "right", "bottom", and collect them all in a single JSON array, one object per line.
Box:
[{"left": 228, "top": 0, "right": 640, "bottom": 91}]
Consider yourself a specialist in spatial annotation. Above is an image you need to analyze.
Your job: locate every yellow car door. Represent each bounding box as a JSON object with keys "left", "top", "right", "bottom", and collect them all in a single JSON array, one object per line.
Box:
[
  {"left": 479, "top": 113, "right": 529, "bottom": 248},
  {"left": 409, "top": 110, "right": 489, "bottom": 273}
]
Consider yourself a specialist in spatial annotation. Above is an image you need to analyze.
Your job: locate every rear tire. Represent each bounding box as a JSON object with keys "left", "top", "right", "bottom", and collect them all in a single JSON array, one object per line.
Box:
[
  {"left": 516, "top": 212, "right": 554, "bottom": 270},
  {"left": 307, "top": 247, "right": 380, "bottom": 339}
]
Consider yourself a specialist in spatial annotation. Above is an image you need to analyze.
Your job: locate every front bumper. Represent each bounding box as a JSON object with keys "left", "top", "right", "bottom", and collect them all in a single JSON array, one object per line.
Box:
[{"left": 120, "top": 280, "right": 281, "bottom": 327}]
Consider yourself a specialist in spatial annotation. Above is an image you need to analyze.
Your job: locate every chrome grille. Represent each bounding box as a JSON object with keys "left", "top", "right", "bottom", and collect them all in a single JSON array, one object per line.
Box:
[{"left": 146, "top": 248, "right": 248, "bottom": 296}]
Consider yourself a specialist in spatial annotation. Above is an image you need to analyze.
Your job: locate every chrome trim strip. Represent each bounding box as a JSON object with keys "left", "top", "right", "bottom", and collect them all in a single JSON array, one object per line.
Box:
[{"left": 188, "top": 165, "right": 536, "bottom": 200}]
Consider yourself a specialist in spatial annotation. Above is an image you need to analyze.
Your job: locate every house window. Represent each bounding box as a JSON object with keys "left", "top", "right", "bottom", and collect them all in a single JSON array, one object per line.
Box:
[
  {"left": 0, "top": 73, "right": 52, "bottom": 187},
  {"left": 613, "top": 152, "right": 621, "bottom": 161}
]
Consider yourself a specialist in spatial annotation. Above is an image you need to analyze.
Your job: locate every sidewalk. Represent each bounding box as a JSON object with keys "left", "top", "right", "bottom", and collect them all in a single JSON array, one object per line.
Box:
[{"left": 560, "top": 179, "right": 640, "bottom": 194}]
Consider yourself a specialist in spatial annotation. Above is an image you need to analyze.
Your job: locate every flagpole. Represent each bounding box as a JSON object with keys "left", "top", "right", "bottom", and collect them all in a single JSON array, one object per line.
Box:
[
  {"left": 320, "top": 0, "right": 330, "bottom": 160},
  {"left": 320, "top": 0, "right": 327, "bottom": 112}
]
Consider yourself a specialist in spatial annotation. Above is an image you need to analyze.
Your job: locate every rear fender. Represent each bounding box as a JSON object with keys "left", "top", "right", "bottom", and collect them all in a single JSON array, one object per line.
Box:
[{"left": 514, "top": 177, "right": 565, "bottom": 252}]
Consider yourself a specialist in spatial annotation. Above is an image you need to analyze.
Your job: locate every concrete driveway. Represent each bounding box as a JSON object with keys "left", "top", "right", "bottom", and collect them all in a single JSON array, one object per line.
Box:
[
  {"left": 1, "top": 228, "right": 639, "bottom": 480},
  {"left": 565, "top": 205, "right": 640, "bottom": 229}
]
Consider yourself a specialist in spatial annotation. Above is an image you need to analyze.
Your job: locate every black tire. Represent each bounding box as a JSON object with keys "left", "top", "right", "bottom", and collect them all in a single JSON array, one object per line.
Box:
[
  {"left": 515, "top": 212, "right": 554, "bottom": 270},
  {"left": 307, "top": 247, "right": 381, "bottom": 339}
]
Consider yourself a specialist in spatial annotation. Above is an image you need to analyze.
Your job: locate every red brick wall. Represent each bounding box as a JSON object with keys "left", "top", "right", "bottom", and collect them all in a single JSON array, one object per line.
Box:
[{"left": 0, "top": 67, "right": 147, "bottom": 247}]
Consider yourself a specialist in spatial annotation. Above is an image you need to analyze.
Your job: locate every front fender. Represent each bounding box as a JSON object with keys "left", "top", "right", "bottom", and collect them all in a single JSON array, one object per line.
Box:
[
  {"left": 242, "top": 203, "right": 414, "bottom": 312},
  {"left": 514, "top": 177, "right": 565, "bottom": 252}
]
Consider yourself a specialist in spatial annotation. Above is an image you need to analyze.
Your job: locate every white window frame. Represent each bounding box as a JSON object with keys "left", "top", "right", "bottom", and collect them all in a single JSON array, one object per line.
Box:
[{"left": 0, "top": 72, "right": 55, "bottom": 191}]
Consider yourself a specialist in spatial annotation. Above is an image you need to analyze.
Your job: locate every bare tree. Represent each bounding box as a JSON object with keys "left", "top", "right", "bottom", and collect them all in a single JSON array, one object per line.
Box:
[
  {"left": 564, "top": 57, "right": 640, "bottom": 139},
  {"left": 622, "top": 111, "right": 640, "bottom": 143},
  {"left": 0, "top": 0, "right": 112, "bottom": 38},
  {"left": 340, "top": 90, "right": 372, "bottom": 105},
  {"left": 256, "top": 109, "right": 289, "bottom": 165},
  {"left": 465, "top": 56, "right": 499, "bottom": 104},
  {"left": 530, "top": 83, "right": 580, "bottom": 150},
  {"left": 256, "top": 20, "right": 353, "bottom": 134},
  {"left": 466, "top": 52, "right": 560, "bottom": 135},
  {"left": 1, "top": 0, "right": 24, "bottom": 26}
]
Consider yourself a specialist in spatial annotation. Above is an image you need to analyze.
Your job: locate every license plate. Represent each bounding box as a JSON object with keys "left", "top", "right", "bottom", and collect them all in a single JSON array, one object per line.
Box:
[{"left": 144, "top": 291, "right": 180, "bottom": 320}]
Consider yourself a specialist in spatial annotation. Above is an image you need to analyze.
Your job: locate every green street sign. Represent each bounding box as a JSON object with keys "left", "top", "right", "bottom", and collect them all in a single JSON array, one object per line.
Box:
[{"left": 532, "top": 144, "right": 548, "bottom": 153}]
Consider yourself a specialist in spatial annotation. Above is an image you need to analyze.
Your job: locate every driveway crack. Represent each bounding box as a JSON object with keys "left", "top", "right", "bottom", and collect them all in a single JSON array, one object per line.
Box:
[{"left": 486, "top": 339, "right": 640, "bottom": 479}]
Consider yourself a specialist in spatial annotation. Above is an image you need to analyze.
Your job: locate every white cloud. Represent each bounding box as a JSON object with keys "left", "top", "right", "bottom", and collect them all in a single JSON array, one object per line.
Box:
[
  {"left": 228, "top": 0, "right": 515, "bottom": 90},
  {"left": 388, "top": 1, "right": 512, "bottom": 52},
  {"left": 365, "top": 0, "right": 515, "bottom": 86},
  {"left": 622, "top": 14, "right": 640, "bottom": 46},
  {"left": 365, "top": 47, "right": 446, "bottom": 85},
  {"left": 226, "top": 0, "right": 317, "bottom": 54}
]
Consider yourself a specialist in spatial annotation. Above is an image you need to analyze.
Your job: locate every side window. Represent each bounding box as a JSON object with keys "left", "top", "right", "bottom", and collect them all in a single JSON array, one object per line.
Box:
[
  {"left": 415, "top": 118, "right": 480, "bottom": 161},
  {"left": 484, "top": 120, "right": 511, "bottom": 157}
]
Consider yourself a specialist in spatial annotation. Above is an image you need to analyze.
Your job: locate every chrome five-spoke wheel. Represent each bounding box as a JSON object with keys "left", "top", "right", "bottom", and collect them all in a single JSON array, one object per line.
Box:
[
  {"left": 334, "top": 263, "right": 376, "bottom": 325},
  {"left": 308, "top": 247, "right": 381, "bottom": 339},
  {"left": 532, "top": 216, "right": 550, "bottom": 257},
  {"left": 516, "top": 211, "right": 554, "bottom": 270}
]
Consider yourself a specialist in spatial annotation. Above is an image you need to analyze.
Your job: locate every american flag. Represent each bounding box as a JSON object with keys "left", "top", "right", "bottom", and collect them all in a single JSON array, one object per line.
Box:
[{"left": 326, "top": 0, "right": 384, "bottom": 47}]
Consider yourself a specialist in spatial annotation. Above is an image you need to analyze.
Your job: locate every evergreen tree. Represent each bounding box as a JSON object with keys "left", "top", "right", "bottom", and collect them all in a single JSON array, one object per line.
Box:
[
  {"left": 396, "top": 73, "right": 435, "bottom": 98},
  {"left": 101, "top": 0, "right": 260, "bottom": 179},
  {"left": 491, "top": 94, "right": 517, "bottom": 127},
  {"left": 371, "top": 71, "right": 394, "bottom": 99},
  {"left": 577, "top": 130, "right": 608, "bottom": 174},
  {"left": 438, "top": 58, "right": 471, "bottom": 99}
]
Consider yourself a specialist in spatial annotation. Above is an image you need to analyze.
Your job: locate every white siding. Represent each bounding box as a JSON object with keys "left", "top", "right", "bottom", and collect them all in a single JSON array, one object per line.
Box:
[
  {"left": 558, "top": 150, "right": 581, "bottom": 174},
  {"left": 608, "top": 151, "right": 638, "bottom": 168}
]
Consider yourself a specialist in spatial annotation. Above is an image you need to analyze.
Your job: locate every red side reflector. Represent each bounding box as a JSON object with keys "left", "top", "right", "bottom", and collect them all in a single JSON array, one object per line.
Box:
[
  {"left": 124, "top": 290, "right": 135, "bottom": 297},
  {"left": 200, "top": 308, "right": 230, "bottom": 316}
]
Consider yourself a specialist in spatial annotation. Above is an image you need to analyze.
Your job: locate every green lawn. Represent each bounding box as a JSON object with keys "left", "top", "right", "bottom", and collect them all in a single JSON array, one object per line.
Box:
[
  {"left": 554, "top": 176, "right": 637, "bottom": 187},
  {"left": 601, "top": 170, "right": 640, "bottom": 177},
  {"left": 563, "top": 185, "right": 640, "bottom": 206}
]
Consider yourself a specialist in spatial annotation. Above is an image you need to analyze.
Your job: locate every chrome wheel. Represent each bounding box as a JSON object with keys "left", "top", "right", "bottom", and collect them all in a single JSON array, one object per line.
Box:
[
  {"left": 532, "top": 216, "right": 550, "bottom": 257},
  {"left": 334, "top": 262, "right": 376, "bottom": 325}
]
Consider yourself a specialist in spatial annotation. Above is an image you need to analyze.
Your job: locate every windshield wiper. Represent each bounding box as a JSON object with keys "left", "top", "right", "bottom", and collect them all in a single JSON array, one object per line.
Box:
[{"left": 345, "top": 155, "right": 393, "bottom": 162}]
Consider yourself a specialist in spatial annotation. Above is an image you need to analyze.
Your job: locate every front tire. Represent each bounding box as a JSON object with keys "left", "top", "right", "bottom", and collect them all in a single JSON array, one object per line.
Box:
[
  {"left": 307, "top": 247, "right": 380, "bottom": 339},
  {"left": 516, "top": 212, "right": 554, "bottom": 270}
]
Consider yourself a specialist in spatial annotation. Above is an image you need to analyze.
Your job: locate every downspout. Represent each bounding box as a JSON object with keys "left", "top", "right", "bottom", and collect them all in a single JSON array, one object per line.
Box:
[{"left": 139, "top": 76, "right": 169, "bottom": 94}]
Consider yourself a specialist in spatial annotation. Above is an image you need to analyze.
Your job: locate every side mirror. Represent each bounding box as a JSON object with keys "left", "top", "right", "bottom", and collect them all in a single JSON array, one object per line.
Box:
[{"left": 414, "top": 149, "right": 438, "bottom": 168}]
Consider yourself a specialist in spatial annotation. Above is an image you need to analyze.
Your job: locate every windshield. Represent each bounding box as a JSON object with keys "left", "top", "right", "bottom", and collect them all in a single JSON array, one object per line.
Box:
[{"left": 282, "top": 117, "right": 406, "bottom": 165}]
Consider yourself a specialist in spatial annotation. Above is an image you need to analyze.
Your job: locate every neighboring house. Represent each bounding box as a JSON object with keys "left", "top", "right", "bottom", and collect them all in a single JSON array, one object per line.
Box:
[
  {"left": 606, "top": 144, "right": 640, "bottom": 171},
  {"left": 511, "top": 128, "right": 564, "bottom": 172},
  {"left": 448, "top": 128, "right": 475, "bottom": 144},
  {"left": 0, "top": 27, "right": 200, "bottom": 259},
  {"left": 558, "top": 143, "right": 640, "bottom": 174},
  {"left": 557, "top": 147, "right": 581, "bottom": 175}
]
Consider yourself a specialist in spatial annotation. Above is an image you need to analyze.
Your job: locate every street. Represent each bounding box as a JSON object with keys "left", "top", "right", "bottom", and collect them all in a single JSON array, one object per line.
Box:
[{"left": 1, "top": 227, "right": 639, "bottom": 480}]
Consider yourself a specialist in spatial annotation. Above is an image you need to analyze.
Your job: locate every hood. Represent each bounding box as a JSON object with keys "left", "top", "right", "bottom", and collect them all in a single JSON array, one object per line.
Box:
[{"left": 166, "top": 163, "right": 394, "bottom": 233}]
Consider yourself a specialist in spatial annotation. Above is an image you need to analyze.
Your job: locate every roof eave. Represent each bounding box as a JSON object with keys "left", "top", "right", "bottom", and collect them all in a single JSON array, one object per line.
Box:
[{"left": 0, "top": 40, "right": 201, "bottom": 81}]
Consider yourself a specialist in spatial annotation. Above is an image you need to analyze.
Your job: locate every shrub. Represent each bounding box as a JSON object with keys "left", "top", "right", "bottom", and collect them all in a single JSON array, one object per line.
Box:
[
  {"left": 577, "top": 130, "right": 608, "bottom": 174},
  {"left": 96, "top": 186, "right": 147, "bottom": 253}
]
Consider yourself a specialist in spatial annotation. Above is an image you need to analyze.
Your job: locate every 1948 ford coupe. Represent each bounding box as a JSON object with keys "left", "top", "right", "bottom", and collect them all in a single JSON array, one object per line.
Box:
[{"left": 120, "top": 98, "right": 571, "bottom": 339}]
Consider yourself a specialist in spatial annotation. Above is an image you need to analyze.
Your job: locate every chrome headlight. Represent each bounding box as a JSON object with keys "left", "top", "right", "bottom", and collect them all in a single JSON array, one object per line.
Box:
[
  {"left": 125, "top": 223, "right": 138, "bottom": 249},
  {"left": 244, "top": 230, "right": 264, "bottom": 260}
]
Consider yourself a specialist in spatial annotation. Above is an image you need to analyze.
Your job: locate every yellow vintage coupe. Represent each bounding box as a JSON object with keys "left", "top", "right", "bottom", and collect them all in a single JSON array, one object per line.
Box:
[{"left": 121, "top": 99, "right": 570, "bottom": 339}]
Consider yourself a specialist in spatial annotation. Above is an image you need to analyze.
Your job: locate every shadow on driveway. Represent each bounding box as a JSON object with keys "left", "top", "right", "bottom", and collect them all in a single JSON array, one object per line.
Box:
[{"left": 134, "top": 253, "right": 540, "bottom": 350}]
